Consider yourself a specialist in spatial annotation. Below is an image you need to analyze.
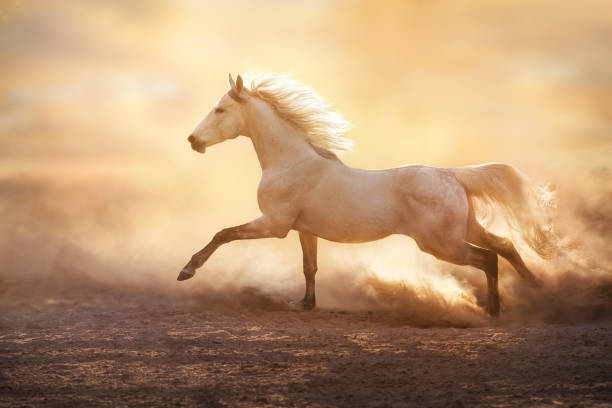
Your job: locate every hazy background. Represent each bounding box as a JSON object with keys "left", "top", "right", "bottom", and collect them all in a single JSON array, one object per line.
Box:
[{"left": 1, "top": 0, "right": 610, "bottom": 325}]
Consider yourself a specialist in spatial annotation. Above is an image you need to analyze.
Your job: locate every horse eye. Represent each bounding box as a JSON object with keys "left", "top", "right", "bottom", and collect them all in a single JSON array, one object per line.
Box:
[{"left": 215, "top": 108, "right": 225, "bottom": 114}]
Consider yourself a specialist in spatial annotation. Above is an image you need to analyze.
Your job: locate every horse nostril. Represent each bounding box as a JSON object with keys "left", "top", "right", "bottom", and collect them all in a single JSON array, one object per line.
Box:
[{"left": 188, "top": 134, "right": 195, "bottom": 143}]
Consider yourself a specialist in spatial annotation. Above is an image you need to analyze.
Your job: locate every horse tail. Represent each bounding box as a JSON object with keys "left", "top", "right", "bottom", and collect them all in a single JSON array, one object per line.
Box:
[{"left": 452, "top": 162, "right": 557, "bottom": 258}]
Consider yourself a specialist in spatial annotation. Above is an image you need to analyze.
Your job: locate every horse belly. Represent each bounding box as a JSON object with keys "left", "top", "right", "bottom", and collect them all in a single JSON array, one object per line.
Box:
[{"left": 293, "top": 190, "right": 400, "bottom": 243}]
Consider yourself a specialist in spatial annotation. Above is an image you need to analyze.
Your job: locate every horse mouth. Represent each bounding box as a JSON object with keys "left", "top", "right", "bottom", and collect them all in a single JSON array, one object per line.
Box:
[{"left": 190, "top": 142, "right": 206, "bottom": 154}]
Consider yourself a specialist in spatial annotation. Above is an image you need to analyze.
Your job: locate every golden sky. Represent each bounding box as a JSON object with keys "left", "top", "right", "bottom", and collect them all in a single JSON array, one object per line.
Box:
[{"left": 1, "top": 1, "right": 611, "bottom": 293}]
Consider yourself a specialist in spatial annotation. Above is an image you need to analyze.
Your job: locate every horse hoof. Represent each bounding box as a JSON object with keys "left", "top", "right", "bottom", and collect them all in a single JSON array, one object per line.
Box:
[
  {"left": 290, "top": 298, "right": 316, "bottom": 311},
  {"left": 177, "top": 268, "right": 195, "bottom": 281},
  {"left": 529, "top": 277, "right": 543, "bottom": 289},
  {"left": 486, "top": 304, "right": 500, "bottom": 317}
]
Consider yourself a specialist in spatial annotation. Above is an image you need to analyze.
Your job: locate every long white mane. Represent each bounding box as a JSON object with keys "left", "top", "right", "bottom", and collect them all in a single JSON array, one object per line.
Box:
[{"left": 243, "top": 72, "right": 353, "bottom": 156}]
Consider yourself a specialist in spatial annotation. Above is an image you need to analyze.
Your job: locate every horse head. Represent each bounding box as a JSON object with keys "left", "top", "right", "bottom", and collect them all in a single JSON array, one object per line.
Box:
[{"left": 187, "top": 74, "right": 248, "bottom": 153}]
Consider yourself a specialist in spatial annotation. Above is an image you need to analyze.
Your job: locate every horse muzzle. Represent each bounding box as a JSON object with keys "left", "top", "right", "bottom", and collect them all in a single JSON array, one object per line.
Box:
[{"left": 187, "top": 134, "right": 206, "bottom": 153}]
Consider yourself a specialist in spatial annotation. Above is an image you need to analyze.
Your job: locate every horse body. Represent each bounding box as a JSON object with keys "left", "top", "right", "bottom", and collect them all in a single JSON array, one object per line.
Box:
[
  {"left": 179, "top": 73, "right": 556, "bottom": 316},
  {"left": 288, "top": 162, "right": 466, "bottom": 246}
]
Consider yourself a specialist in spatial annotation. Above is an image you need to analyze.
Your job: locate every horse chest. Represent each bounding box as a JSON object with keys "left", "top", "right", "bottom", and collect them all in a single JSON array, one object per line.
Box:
[{"left": 256, "top": 173, "right": 302, "bottom": 214}]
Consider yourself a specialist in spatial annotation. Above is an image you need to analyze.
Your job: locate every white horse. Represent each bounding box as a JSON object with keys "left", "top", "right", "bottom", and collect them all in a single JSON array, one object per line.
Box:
[{"left": 179, "top": 73, "right": 556, "bottom": 316}]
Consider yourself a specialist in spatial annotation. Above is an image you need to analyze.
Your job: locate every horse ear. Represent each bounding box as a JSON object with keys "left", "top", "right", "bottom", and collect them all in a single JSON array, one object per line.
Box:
[
  {"left": 228, "top": 73, "right": 245, "bottom": 103},
  {"left": 236, "top": 74, "right": 243, "bottom": 93}
]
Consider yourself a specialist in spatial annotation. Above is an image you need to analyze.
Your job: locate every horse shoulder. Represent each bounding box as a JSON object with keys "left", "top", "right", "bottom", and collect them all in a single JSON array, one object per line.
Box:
[{"left": 256, "top": 158, "right": 326, "bottom": 215}]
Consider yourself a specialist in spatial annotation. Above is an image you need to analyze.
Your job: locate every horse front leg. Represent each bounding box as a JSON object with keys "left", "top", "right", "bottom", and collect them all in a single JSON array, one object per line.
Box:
[
  {"left": 296, "top": 231, "right": 318, "bottom": 310},
  {"left": 177, "top": 216, "right": 289, "bottom": 281}
]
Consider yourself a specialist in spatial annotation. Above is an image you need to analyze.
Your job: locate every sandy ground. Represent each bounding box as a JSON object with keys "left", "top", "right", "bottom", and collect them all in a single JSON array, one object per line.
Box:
[{"left": 1, "top": 284, "right": 611, "bottom": 408}]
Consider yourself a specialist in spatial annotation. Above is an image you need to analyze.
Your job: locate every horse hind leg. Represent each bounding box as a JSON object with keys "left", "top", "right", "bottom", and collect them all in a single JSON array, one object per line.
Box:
[
  {"left": 466, "top": 211, "right": 540, "bottom": 287},
  {"left": 419, "top": 240, "right": 500, "bottom": 316},
  {"left": 462, "top": 244, "right": 500, "bottom": 317}
]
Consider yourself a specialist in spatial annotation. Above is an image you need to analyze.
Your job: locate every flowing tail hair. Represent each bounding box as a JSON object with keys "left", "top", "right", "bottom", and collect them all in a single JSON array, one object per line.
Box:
[{"left": 452, "top": 163, "right": 558, "bottom": 258}]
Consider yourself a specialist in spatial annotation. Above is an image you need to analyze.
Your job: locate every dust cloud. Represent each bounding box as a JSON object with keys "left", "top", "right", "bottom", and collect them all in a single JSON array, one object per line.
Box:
[
  {"left": 1, "top": 168, "right": 610, "bottom": 328},
  {"left": 1, "top": 0, "right": 611, "bottom": 327}
]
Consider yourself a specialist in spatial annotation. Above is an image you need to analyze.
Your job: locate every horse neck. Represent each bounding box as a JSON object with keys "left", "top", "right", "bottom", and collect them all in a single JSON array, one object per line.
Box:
[{"left": 244, "top": 98, "right": 318, "bottom": 172}]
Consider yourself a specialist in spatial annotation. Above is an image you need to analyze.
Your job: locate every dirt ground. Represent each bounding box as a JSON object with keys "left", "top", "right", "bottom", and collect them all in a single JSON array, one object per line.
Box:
[{"left": 1, "top": 283, "right": 611, "bottom": 408}]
